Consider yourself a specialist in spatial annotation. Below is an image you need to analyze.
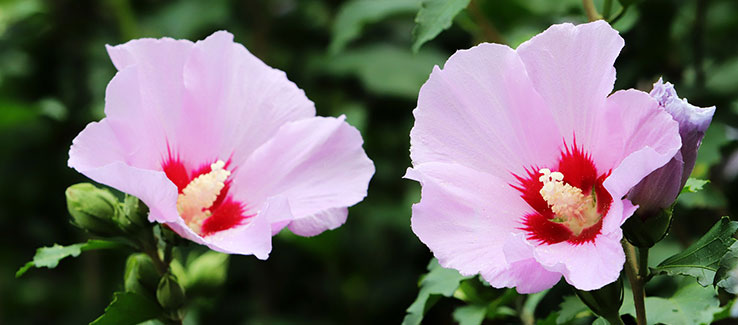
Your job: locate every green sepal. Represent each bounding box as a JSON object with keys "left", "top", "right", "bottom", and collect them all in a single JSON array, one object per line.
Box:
[
  {"left": 119, "top": 195, "right": 150, "bottom": 232},
  {"left": 574, "top": 277, "right": 624, "bottom": 324},
  {"left": 622, "top": 206, "right": 673, "bottom": 248}
]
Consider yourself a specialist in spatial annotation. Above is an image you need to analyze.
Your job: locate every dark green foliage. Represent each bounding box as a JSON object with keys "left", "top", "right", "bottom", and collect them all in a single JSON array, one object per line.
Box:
[
  {"left": 90, "top": 292, "right": 161, "bottom": 325},
  {"left": 16, "top": 240, "right": 126, "bottom": 277},
  {"left": 652, "top": 217, "right": 738, "bottom": 286}
]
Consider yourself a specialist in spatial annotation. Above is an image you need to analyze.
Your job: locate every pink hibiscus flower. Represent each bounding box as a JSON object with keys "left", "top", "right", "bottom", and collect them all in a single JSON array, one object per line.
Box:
[
  {"left": 407, "top": 21, "right": 681, "bottom": 292},
  {"left": 69, "top": 31, "right": 374, "bottom": 259}
]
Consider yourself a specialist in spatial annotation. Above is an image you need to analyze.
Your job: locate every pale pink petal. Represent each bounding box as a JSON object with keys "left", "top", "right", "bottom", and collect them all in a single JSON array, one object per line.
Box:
[
  {"left": 202, "top": 196, "right": 288, "bottom": 259},
  {"left": 106, "top": 36, "right": 193, "bottom": 72},
  {"left": 410, "top": 43, "right": 561, "bottom": 181},
  {"left": 517, "top": 21, "right": 623, "bottom": 149},
  {"left": 533, "top": 231, "right": 624, "bottom": 291},
  {"left": 105, "top": 38, "right": 194, "bottom": 159},
  {"left": 596, "top": 90, "right": 681, "bottom": 231},
  {"left": 231, "top": 116, "right": 373, "bottom": 235},
  {"left": 408, "top": 162, "right": 529, "bottom": 277},
  {"left": 483, "top": 234, "right": 562, "bottom": 294},
  {"left": 68, "top": 119, "right": 179, "bottom": 223},
  {"left": 179, "top": 31, "right": 316, "bottom": 164},
  {"left": 288, "top": 207, "right": 348, "bottom": 237},
  {"left": 165, "top": 219, "right": 207, "bottom": 245}
]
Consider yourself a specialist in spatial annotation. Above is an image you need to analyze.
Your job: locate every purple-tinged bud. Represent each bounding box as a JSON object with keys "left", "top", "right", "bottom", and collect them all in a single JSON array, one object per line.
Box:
[
  {"left": 627, "top": 78, "right": 715, "bottom": 214},
  {"left": 624, "top": 79, "right": 715, "bottom": 248}
]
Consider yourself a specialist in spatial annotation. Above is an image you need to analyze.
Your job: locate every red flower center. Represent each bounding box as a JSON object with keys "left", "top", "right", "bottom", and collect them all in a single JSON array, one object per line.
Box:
[
  {"left": 162, "top": 153, "right": 252, "bottom": 236},
  {"left": 511, "top": 143, "right": 612, "bottom": 245}
]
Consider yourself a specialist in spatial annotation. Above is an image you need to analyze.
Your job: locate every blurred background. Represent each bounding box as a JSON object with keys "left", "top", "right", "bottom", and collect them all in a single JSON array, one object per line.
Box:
[{"left": 1, "top": 0, "right": 737, "bottom": 324}]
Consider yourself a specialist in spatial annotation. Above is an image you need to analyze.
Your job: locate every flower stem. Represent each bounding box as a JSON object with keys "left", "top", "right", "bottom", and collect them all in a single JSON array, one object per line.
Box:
[
  {"left": 602, "top": 0, "right": 613, "bottom": 19},
  {"left": 582, "top": 0, "right": 601, "bottom": 21},
  {"left": 623, "top": 240, "right": 647, "bottom": 325},
  {"left": 638, "top": 247, "right": 649, "bottom": 280},
  {"left": 468, "top": 0, "right": 506, "bottom": 44}
]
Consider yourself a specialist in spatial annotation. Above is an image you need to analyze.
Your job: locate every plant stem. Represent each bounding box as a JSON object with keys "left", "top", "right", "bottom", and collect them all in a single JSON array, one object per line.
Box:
[
  {"left": 603, "top": 0, "right": 613, "bottom": 19},
  {"left": 638, "top": 248, "right": 649, "bottom": 280},
  {"left": 582, "top": 0, "right": 601, "bottom": 21},
  {"left": 609, "top": 6, "right": 628, "bottom": 24},
  {"left": 623, "top": 240, "right": 647, "bottom": 325},
  {"left": 468, "top": 0, "right": 506, "bottom": 44}
]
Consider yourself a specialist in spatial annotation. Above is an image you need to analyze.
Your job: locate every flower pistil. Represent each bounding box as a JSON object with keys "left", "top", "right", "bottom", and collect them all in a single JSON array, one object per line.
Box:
[
  {"left": 176, "top": 160, "right": 230, "bottom": 234},
  {"left": 538, "top": 168, "right": 600, "bottom": 236}
]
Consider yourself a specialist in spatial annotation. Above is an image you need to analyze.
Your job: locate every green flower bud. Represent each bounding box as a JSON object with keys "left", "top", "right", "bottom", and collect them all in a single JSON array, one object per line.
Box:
[
  {"left": 157, "top": 273, "right": 186, "bottom": 310},
  {"left": 124, "top": 253, "right": 160, "bottom": 298},
  {"left": 65, "top": 183, "right": 121, "bottom": 236},
  {"left": 622, "top": 207, "right": 673, "bottom": 248},
  {"left": 117, "top": 195, "right": 150, "bottom": 233},
  {"left": 575, "top": 277, "right": 624, "bottom": 324}
]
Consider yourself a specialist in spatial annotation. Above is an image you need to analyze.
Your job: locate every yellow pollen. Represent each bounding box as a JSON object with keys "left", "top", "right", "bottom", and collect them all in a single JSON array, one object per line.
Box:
[
  {"left": 177, "top": 160, "right": 230, "bottom": 234},
  {"left": 538, "top": 168, "right": 599, "bottom": 235}
]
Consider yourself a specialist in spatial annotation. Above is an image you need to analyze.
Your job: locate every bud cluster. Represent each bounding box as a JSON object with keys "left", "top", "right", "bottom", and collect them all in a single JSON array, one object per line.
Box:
[{"left": 65, "top": 183, "right": 150, "bottom": 237}]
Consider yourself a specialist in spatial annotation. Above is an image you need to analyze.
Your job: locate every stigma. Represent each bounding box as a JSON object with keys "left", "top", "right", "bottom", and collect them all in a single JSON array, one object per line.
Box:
[
  {"left": 176, "top": 160, "right": 230, "bottom": 234},
  {"left": 538, "top": 168, "right": 600, "bottom": 235}
]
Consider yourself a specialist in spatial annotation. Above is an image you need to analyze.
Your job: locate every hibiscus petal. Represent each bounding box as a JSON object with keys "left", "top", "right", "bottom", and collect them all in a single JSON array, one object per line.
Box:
[
  {"left": 202, "top": 196, "right": 287, "bottom": 259},
  {"left": 105, "top": 37, "right": 194, "bottom": 158},
  {"left": 180, "top": 31, "right": 316, "bottom": 164},
  {"left": 69, "top": 117, "right": 180, "bottom": 223},
  {"left": 517, "top": 20, "right": 623, "bottom": 149},
  {"left": 597, "top": 90, "right": 681, "bottom": 231},
  {"left": 288, "top": 207, "right": 349, "bottom": 237},
  {"left": 410, "top": 42, "right": 561, "bottom": 180},
  {"left": 483, "top": 233, "right": 562, "bottom": 294},
  {"left": 408, "top": 162, "right": 529, "bottom": 277},
  {"left": 533, "top": 230, "right": 624, "bottom": 291},
  {"left": 232, "top": 116, "right": 373, "bottom": 235}
]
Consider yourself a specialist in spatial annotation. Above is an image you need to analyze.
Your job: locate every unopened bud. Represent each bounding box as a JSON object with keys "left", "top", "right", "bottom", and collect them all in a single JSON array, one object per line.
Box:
[
  {"left": 627, "top": 79, "right": 714, "bottom": 216},
  {"left": 65, "top": 183, "right": 121, "bottom": 236},
  {"left": 118, "top": 195, "right": 150, "bottom": 233},
  {"left": 124, "top": 253, "right": 159, "bottom": 298},
  {"left": 157, "top": 273, "right": 185, "bottom": 310}
]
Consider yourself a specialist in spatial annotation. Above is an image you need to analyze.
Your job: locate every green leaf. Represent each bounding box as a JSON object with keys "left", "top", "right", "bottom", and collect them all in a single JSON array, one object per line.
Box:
[
  {"left": 330, "top": 0, "right": 420, "bottom": 54},
  {"left": 16, "top": 239, "right": 126, "bottom": 277},
  {"left": 681, "top": 178, "right": 709, "bottom": 194},
  {"left": 714, "top": 241, "right": 738, "bottom": 294},
  {"left": 90, "top": 292, "right": 162, "bottom": 325},
  {"left": 622, "top": 281, "right": 720, "bottom": 325},
  {"left": 316, "top": 44, "right": 445, "bottom": 98},
  {"left": 591, "top": 317, "right": 608, "bottom": 325},
  {"left": 412, "top": 0, "right": 471, "bottom": 52},
  {"left": 452, "top": 304, "right": 486, "bottom": 325},
  {"left": 677, "top": 183, "right": 727, "bottom": 209},
  {"left": 536, "top": 312, "right": 558, "bottom": 325},
  {"left": 402, "top": 259, "right": 471, "bottom": 325},
  {"left": 652, "top": 217, "right": 738, "bottom": 286},
  {"left": 556, "top": 295, "right": 590, "bottom": 324}
]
